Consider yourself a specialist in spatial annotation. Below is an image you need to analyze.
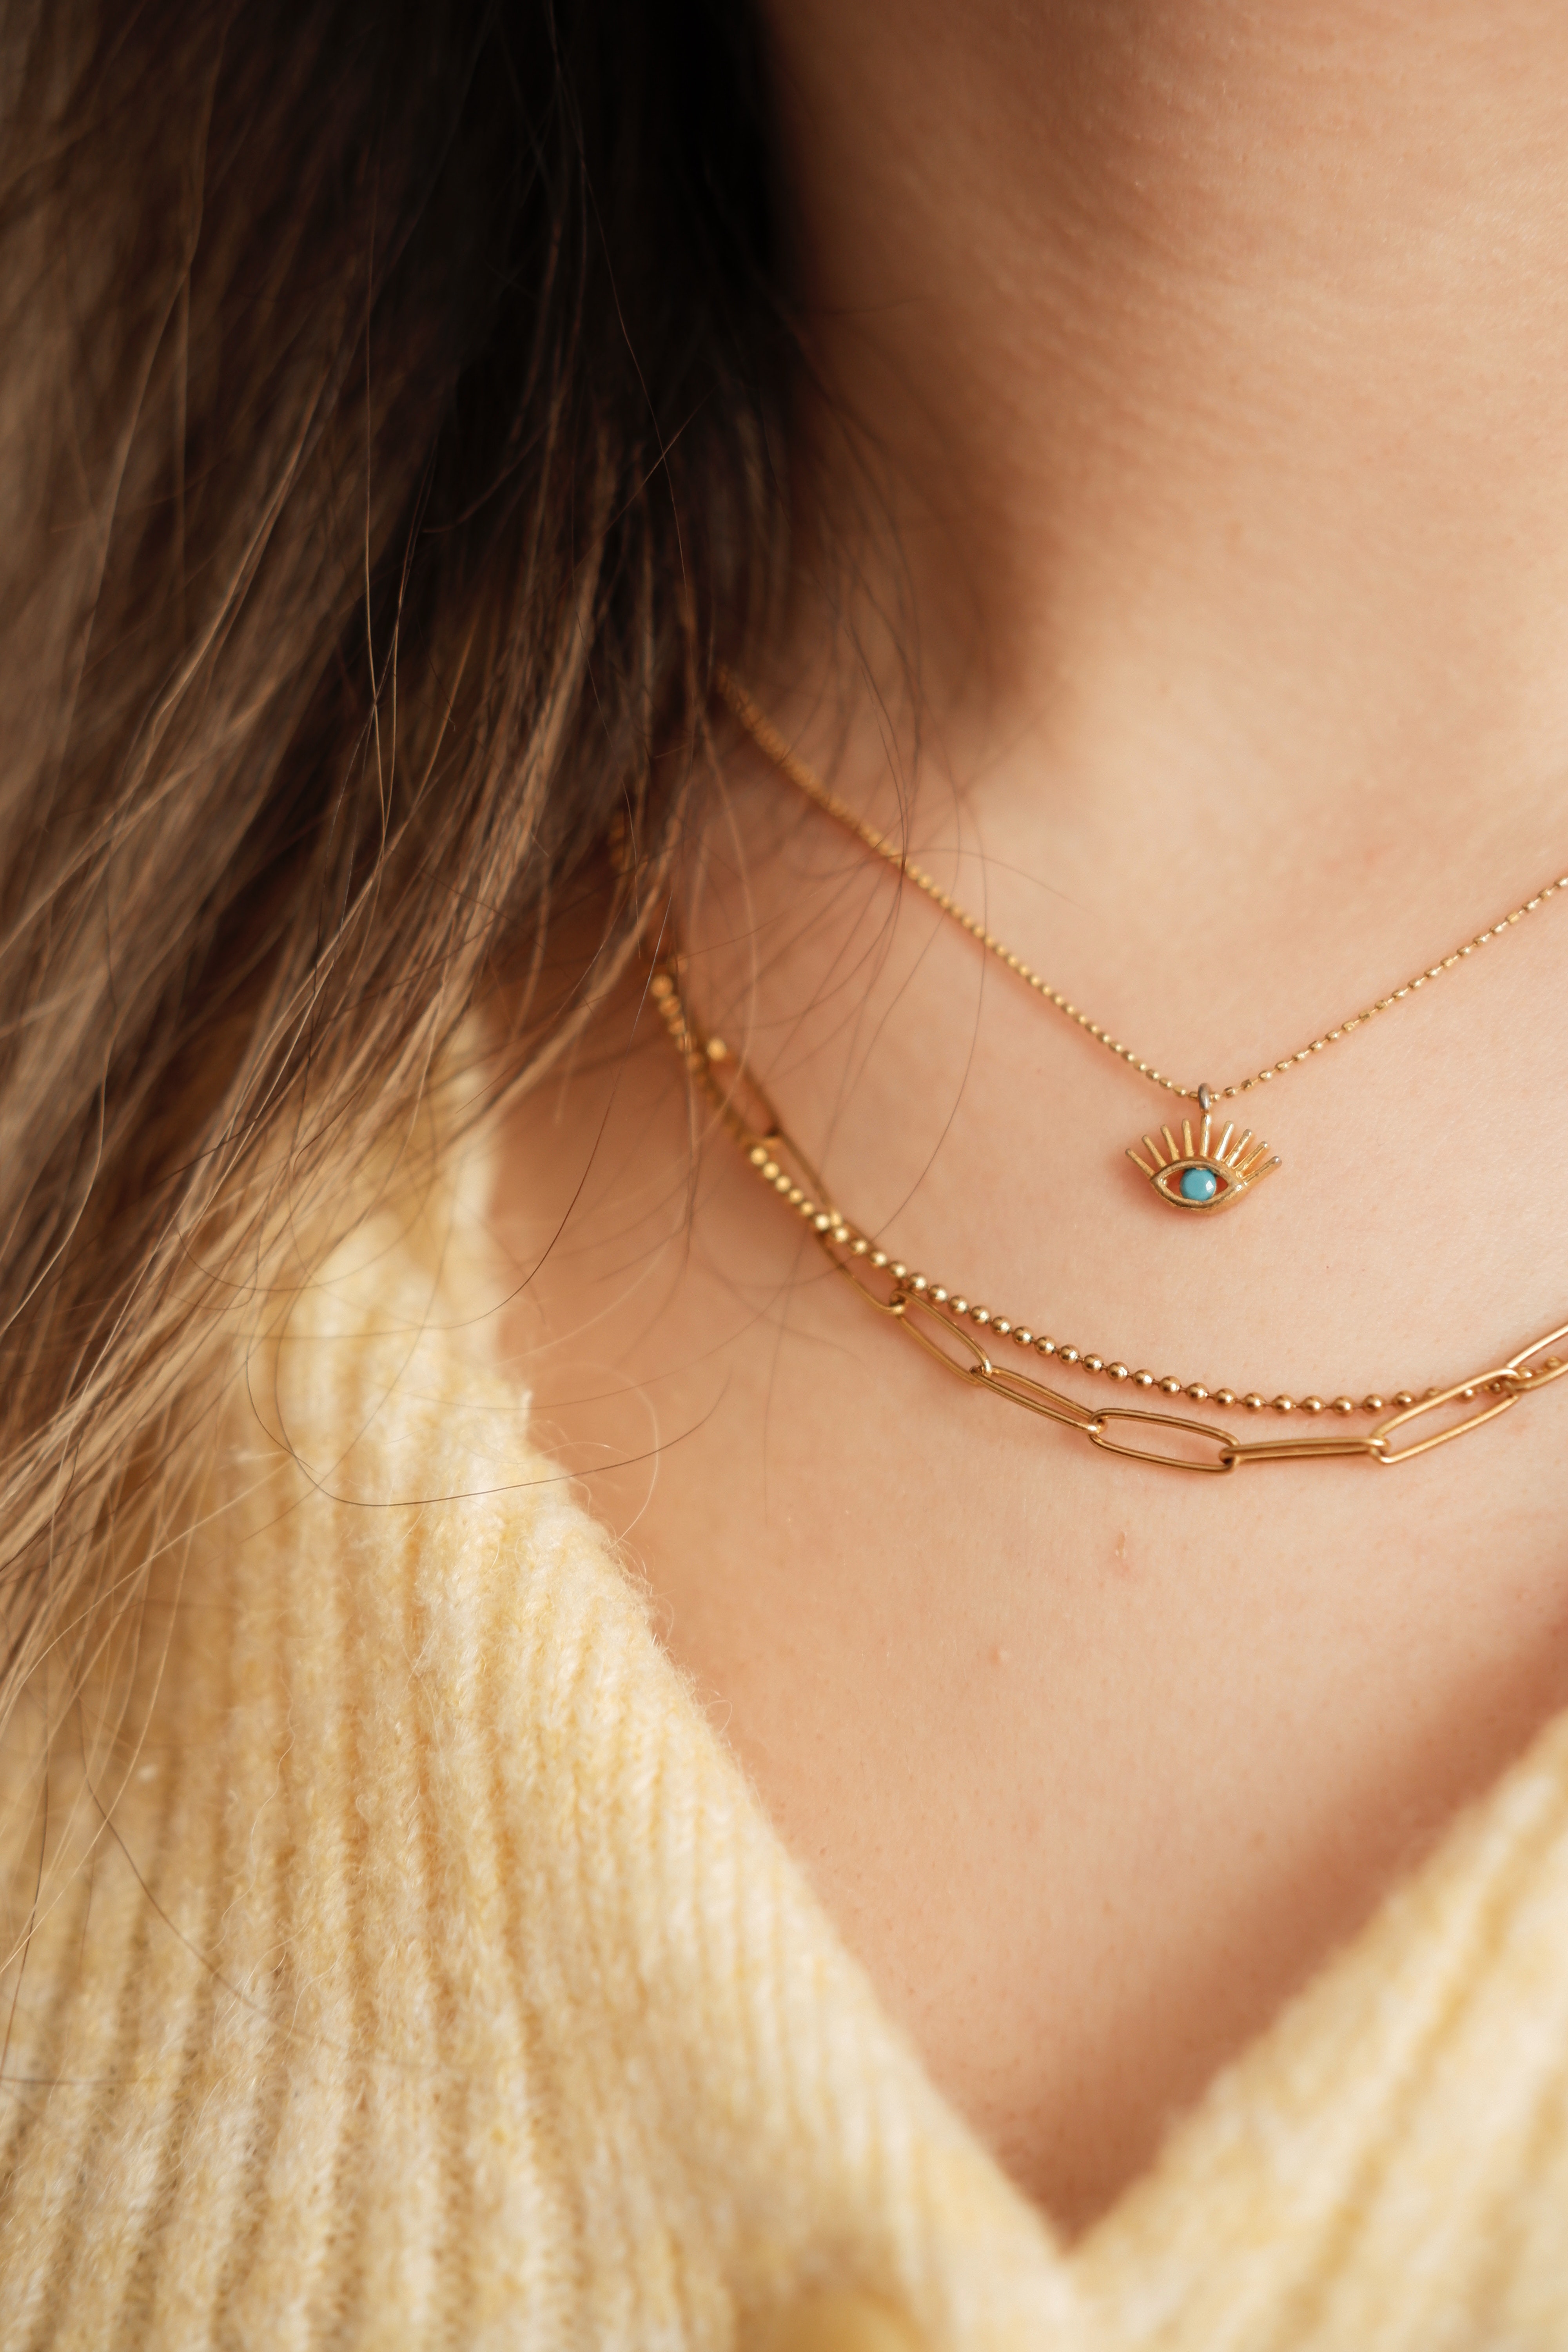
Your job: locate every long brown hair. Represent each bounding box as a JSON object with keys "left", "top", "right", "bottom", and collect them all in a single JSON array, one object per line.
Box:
[{"left": 0, "top": 1, "right": 792, "bottom": 1731}]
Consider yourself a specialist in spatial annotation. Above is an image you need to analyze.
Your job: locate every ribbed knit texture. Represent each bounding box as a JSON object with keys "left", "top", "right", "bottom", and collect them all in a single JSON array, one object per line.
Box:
[{"left": 4, "top": 1149, "right": 1568, "bottom": 2348}]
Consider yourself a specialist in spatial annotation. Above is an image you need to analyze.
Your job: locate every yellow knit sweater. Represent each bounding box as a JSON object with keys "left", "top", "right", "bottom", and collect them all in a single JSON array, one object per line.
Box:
[{"left": 4, "top": 1150, "right": 1568, "bottom": 2350}]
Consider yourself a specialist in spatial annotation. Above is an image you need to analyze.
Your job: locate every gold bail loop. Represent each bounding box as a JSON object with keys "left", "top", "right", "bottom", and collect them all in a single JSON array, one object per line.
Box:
[{"left": 1197, "top": 1083, "right": 1214, "bottom": 1115}]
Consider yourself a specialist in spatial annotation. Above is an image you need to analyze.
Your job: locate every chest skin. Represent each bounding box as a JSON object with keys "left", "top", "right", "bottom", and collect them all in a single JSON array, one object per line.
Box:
[{"left": 495, "top": 818, "right": 1568, "bottom": 2230}]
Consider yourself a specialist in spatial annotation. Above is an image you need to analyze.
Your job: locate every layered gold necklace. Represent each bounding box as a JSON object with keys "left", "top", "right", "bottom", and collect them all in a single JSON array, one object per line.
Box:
[{"left": 654, "top": 679, "right": 1568, "bottom": 1475}]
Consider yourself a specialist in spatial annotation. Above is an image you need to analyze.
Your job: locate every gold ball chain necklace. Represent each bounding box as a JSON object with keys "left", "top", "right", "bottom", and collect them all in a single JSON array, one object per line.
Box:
[{"left": 651, "top": 676, "right": 1568, "bottom": 1475}]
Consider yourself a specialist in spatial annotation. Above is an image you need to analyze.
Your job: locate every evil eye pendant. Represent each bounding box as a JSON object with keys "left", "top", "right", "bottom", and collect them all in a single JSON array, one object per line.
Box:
[{"left": 1127, "top": 1106, "right": 1281, "bottom": 1214}]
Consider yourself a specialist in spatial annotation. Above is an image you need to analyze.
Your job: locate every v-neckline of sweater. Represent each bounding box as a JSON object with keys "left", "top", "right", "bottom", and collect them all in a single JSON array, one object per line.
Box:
[{"left": 420, "top": 1161, "right": 1568, "bottom": 2335}]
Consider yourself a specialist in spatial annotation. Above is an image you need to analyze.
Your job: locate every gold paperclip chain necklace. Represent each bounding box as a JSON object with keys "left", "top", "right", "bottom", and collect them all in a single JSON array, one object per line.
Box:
[
  {"left": 650, "top": 962, "right": 1568, "bottom": 1475},
  {"left": 719, "top": 671, "right": 1568, "bottom": 1220}
]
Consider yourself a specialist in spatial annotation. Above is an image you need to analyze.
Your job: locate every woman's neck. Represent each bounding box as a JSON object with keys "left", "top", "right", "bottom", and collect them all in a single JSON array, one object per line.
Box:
[
  {"left": 498, "top": 12, "right": 1568, "bottom": 2232},
  {"left": 767, "top": 0, "right": 1568, "bottom": 849}
]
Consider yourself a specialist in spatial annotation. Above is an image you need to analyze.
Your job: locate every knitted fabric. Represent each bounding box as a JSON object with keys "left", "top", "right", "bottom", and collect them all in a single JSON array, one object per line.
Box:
[{"left": 3, "top": 1151, "right": 1568, "bottom": 2349}]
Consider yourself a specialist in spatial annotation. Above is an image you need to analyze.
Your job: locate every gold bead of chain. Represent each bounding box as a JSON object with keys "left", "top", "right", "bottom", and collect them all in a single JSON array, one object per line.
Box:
[
  {"left": 717, "top": 670, "right": 1568, "bottom": 1105},
  {"left": 651, "top": 961, "right": 1568, "bottom": 1473}
]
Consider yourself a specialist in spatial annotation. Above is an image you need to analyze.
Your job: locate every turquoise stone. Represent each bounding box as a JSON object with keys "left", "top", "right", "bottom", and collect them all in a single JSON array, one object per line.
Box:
[{"left": 1178, "top": 1165, "right": 1220, "bottom": 1203}]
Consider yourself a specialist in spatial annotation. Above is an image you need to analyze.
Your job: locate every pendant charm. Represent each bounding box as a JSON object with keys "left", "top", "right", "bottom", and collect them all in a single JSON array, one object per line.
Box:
[{"left": 1127, "top": 1096, "right": 1281, "bottom": 1214}]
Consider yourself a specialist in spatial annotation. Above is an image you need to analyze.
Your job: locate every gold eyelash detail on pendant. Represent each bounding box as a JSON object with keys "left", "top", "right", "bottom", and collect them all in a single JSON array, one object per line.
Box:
[{"left": 1127, "top": 1112, "right": 1282, "bottom": 1214}]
